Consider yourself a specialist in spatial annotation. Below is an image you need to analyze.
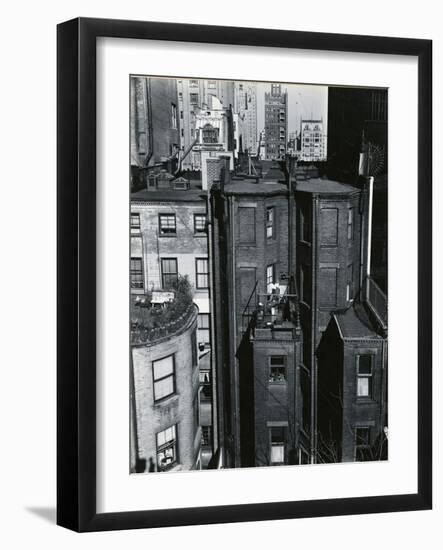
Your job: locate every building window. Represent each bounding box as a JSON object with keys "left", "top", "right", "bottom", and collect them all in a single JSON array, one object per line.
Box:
[
  {"left": 238, "top": 207, "right": 256, "bottom": 243},
  {"left": 190, "top": 93, "right": 199, "bottom": 104},
  {"left": 190, "top": 79, "right": 198, "bottom": 86},
  {"left": 208, "top": 80, "right": 216, "bottom": 89},
  {"left": 171, "top": 103, "right": 177, "bottom": 129},
  {"left": 180, "top": 110, "right": 183, "bottom": 119},
  {"left": 357, "top": 355, "right": 373, "bottom": 398},
  {"left": 270, "top": 427, "right": 286, "bottom": 465},
  {"left": 300, "top": 263, "right": 311, "bottom": 305},
  {"left": 161, "top": 258, "right": 178, "bottom": 289},
  {"left": 130, "top": 257, "right": 143, "bottom": 289},
  {"left": 348, "top": 208, "right": 354, "bottom": 240},
  {"left": 130, "top": 213, "right": 140, "bottom": 229},
  {"left": 202, "top": 124, "right": 219, "bottom": 144},
  {"left": 194, "top": 214, "right": 206, "bottom": 235},
  {"left": 196, "top": 258, "right": 209, "bottom": 289},
  {"left": 300, "top": 203, "right": 311, "bottom": 243},
  {"left": 201, "top": 426, "right": 211, "bottom": 447},
  {"left": 159, "top": 214, "right": 176, "bottom": 235},
  {"left": 266, "top": 206, "right": 274, "bottom": 238},
  {"left": 198, "top": 313, "right": 210, "bottom": 330},
  {"left": 191, "top": 329, "right": 197, "bottom": 367},
  {"left": 355, "top": 426, "right": 371, "bottom": 461},
  {"left": 269, "top": 356, "right": 286, "bottom": 383},
  {"left": 266, "top": 264, "right": 275, "bottom": 294},
  {"left": 193, "top": 392, "right": 200, "bottom": 428},
  {"left": 347, "top": 263, "right": 354, "bottom": 301},
  {"left": 152, "top": 355, "right": 175, "bottom": 401},
  {"left": 156, "top": 425, "right": 178, "bottom": 471}
]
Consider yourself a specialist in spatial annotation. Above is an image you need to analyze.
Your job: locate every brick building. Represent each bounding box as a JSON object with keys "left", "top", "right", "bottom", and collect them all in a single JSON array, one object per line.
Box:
[
  {"left": 295, "top": 178, "right": 387, "bottom": 461},
  {"left": 210, "top": 164, "right": 307, "bottom": 467},
  {"left": 130, "top": 77, "right": 181, "bottom": 190},
  {"left": 264, "top": 84, "right": 288, "bottom": 160},
  {"left": 131, "top": 301, "right": 201, "bottom": 472},
  {"left": 209, "top": 162, "right": 387, "bottom": 467}
]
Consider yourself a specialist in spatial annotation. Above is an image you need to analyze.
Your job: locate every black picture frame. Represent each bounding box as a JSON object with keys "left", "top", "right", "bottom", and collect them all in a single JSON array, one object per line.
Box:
[{"left": 57, "top": 17, "right": 432, "bottom": 532}]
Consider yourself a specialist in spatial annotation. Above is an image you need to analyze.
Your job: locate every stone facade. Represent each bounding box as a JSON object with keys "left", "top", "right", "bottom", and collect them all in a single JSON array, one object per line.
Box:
[{"left": 131, "top": 189, "right": 210, "bottom": 346}]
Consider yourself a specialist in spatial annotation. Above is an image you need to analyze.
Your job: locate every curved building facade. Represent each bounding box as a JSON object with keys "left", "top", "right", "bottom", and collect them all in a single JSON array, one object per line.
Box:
[{"left": 131, "top": 305, "right": 201, "bottom": 473}]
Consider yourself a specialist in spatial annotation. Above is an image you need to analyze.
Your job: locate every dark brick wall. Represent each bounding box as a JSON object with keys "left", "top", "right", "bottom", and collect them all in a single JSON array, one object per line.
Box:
[
  {"left": 317, "top": 319, "right": 387, "bottom": 463},
  {"left": 150, "top": 79, "right": 180, "bottom": 163},
  {"left": 252, "top": 338, "right": 300, "bottom": 466}
]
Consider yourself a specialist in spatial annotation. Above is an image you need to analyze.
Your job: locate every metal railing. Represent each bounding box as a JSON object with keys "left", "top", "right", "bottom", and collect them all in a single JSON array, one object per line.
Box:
[{"left": 366, "top": 276, "right": 388, "bottom": 330}]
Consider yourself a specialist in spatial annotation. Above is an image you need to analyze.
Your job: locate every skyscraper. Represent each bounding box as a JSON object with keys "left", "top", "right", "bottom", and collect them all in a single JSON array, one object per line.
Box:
[
  {"left": 234, "top": 81, "right": 258, "bottom": 154},
  {"left": 264, "top": 83, "right": 288, "bottom": 160}
]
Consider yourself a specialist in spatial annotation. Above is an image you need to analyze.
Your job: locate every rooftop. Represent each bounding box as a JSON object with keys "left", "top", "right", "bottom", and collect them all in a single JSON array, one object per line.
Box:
[
  {"left": 296, "top": 178, "right": 360, "bottom": 196},
  {"left": 131, "top": 185, "right": 206, "bottom": 203},
  {"left": 223, "top": 180, "right": 288, "bottom": 196},
  {"left": 334, "top": 303, "right": 381, "bottom": 340},
  {"left": 131, "top": 276, "right": 196, "bottom": 345}
]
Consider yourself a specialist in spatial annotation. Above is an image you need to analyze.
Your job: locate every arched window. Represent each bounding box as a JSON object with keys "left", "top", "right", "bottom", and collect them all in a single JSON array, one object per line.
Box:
[{"left": 202, "top": 123, "right": 219, "bottom": 144}]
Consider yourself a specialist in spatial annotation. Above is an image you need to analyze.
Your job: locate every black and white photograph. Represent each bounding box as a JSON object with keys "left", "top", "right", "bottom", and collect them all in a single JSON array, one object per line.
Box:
[{"left": 129, "top": 77, "right": 388, "bottom": 473}]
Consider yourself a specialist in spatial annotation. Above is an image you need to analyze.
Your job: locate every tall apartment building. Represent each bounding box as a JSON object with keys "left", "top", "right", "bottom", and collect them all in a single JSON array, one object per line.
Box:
[
  {"left": 264, "top": 84, "right": 288, "bottom": 160},
  {"left": 210, "top": 164, "right": 308, "bottom": 468},
  {"left": 234, "top": 81, "right": 258, "bottom": 154},
  {"left": 295, "top": 178, "right": 387, "bottom": 461},
  {"left": 209, "top": 159, "right": 387, "bottom": 467},
  {"left": 130, "top": 77, "right": 181, "bottom": 190},
  {"left": 300, "top": 119, "right": 327, "bottom": 162},
  {"left": 177, "top": 79, "right": 235, "bottom": 170}
]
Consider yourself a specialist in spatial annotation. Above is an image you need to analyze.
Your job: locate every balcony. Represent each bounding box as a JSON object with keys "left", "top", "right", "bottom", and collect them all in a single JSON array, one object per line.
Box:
[{"left": 242, "top": 285, "right": 301, "bottom": 341}]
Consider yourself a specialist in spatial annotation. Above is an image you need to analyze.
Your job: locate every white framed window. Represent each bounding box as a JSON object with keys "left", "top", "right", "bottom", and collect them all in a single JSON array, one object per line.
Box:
[
  {"left": 266, "top": 206, "right": 274, "bottom": 238},
  {"left": 269, "top": 356, "right": 287, "bottom": 383},
  {"left": 130, "top": 213, "right": 140, "bottom": 229},
  {"left": 159, "top": 213, "right": 176, "bottom": 235},
  {"left": 357, "top": 355, "right": 373, "bottom": 398},
  {"left": 130, "top": 257, "right": 143, "bottom": 289},
  {"left": 196, "top": 258, "right": 209, "bottom": 289},
  {"left": 152, "top": 354, "right": 175, "bottom": 401},
  {"left": 198, "top": 313, "right": 210, "bottom": 330},
  {"left": 156, "top": 425, "right": 178, "bottom": 471},
  {"left": 270, "top": 426, "right": 286, "bottom": 465},
  {"left": 194, "top": 214, "right": 206, "bottom": 235},
  {"left": 161, "top": 258, "right": 178, "bottom": 289},
  {"left": 266, "top": 264, "right": 275, "bottom": 294}
]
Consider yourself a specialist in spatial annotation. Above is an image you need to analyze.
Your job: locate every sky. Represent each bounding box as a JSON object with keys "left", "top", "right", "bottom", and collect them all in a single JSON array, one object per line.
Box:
[{"left": 256, "top": 83, "right": 328, "bottom": 138}]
